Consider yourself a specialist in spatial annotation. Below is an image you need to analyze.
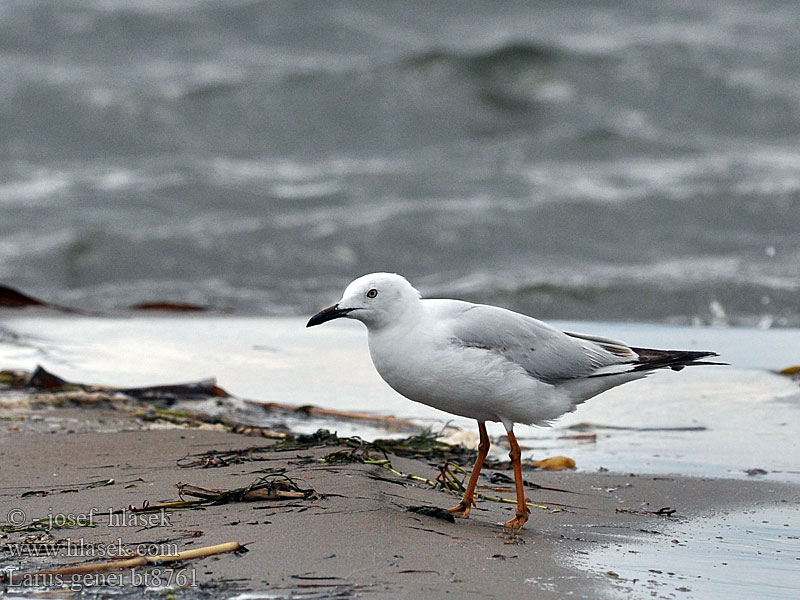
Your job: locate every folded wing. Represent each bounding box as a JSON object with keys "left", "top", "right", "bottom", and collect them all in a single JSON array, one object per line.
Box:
[{"left": 441, "top": 301, "right": 720, "bottom": 384}]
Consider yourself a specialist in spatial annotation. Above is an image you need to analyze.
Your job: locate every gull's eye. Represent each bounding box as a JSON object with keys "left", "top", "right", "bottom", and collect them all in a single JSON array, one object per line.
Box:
[{"left": 366, "top": 288, "right": 378, "bottom": 299}]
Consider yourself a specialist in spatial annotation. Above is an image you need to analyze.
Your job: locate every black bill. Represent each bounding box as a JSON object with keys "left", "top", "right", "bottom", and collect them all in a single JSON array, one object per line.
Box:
[{"left": 306, "top": 304, "right": 354, "bottom": 327}]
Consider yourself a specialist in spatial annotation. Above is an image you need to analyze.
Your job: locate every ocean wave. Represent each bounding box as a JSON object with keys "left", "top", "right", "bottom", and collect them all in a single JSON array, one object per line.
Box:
[
  {"left": 421, "top": 260, "right": 800, "bottom": 328},
  {"left": 207, "top": 156, "right": 409, "bottom": 186},
  {"left": 518, "top": 146, "right": 800, "bottom": 204},
  {"left": 0, "top": 174, "right": 71, "bottom": 206},
  {"left": 1, "top": 1, "right": 798, "bottom": 328},
  {"left": 0, "top": 164, "right": 186, "bottom": 207},
  {"left": 398, "top": 42, "right": 560, "bottom": 72}
]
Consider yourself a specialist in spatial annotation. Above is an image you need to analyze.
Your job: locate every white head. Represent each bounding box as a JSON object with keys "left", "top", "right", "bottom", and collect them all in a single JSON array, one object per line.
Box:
[{"left": 307, "top": 273, "right": 421, "bottom": 330}]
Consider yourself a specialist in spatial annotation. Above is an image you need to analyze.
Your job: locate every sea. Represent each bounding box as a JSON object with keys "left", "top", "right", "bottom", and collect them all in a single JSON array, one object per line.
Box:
[{"left": 1, "top": 0, "right": 799, "bottom": 326}]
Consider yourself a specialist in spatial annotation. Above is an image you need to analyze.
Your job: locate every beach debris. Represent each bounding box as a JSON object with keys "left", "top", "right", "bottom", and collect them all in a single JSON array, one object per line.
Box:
[
  {"left": 317, "top": 431, "right": 557, "bottom": 512},
  {"left": 157, "top": 430, "right": 572, "bottom": 517},
  {"left": 246, "top": 398, "right": 419, "bottom": 431},
  {"left": 434, "top": 461, "right": 468, "bottom": 494},
  {"left": 27, "top": 366, "right": 71, "bottom": 389},
  {"left": 10, "top": 478, "right": 115, "bottom": 502},
  {"left": 229, "top": 424, "right": 290, "bottom": 438},
  {"left": 125, "top": 476, "right": 316, "bottom": 515},
  {"left": 559, "top": 432, "right": 597, "bottom": 443},
  {"left": 177, "top": 474, "right": 316, "bottom": 504},
  {"left": 5, "top": 365, "right": 229, "bottom": 400},
  {"left": 486, "top": 455, "right": 577, "bottom": 470},
  {"left": 289, "top": 430, "right": 581, "bottom": 511},
  {"left": 321, "top": 441, "right": 384, "bottom": 464},
  {"left": 269, "top": 428, "right": 475, "bottom": 463},
  {"left": 295, "top": 428, "right": 343, "bottom": 446},
  {"left": 531, "top": 456, "right": 576, "bottom": 471},
  {"left": 0, "top": 282, "right": 217, "bottom": 312},
  {"left": 2, "top": 366, "right": 507, "bottom": 447},
  {"left": 20, "top": 541, "right": 244, "bottom": 578},
  {"left": 616, "top": 506, "right": 679, "bottom": 517},
  {"left": 653, "top": 507, "right": 677, "bottom": 516},
  {"left": 0, "top": 369, "right": 29, "bottom": 387},
  {"left": 488, "top": 472, "right": 576, "bottom": 494},
  {"left": 0, "top": 284, "right": 49, "bottom": 308},
  {"left": 778, "top": 365, "right": 800, "bottom": 382},
  {"left": 405, "top": 526, "right": 453, "bottom": 539},
  {"left": 119, "top": 379, "right": 229, "bottom": 400},
  {"left": 374, "top": 430, "right": 476, "bottom": 463},
  {"left": 0, "top": 284, "right": 91, "bottom": 313},
  {"left": 407, "top": 505, "right": 456, "bottom": 523},
  {"left": 128, "top": 499, "right": 207, "bottom": 513},
  {"left": 291, "top": 574, "right": 343, "bottom": 581},
  {"left": 366, "top": 472, "right": 409, "bottom": 486},
  {"left": 567, "top": 422, "right": 707, "bottom": 432},
  {"left": 178, "top": 447, "right": 288, "bottom": 468},
  {"left": 143, "top": 407, "right": 287, "bottom": 437},
  {"left": 179, "top": 429, "right": 472, "bottom": 469},
  {"left": 744, "top": 468, "right": 768, "bottom": 476},
  {"left": 128, "top": 301, "right": 208, "bottom": 311}
]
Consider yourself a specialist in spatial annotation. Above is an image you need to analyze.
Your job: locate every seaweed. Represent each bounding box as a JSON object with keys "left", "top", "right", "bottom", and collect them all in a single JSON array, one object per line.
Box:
[
  {"left": 177, "top": 447, "right": 285, "bottom": 468},
  {"left": 372, "top": 430, "right": 476, "bottom": 464},
  {"left": 6, "top": 365, "right": 229, "bottom": 400},
  {"left": 176, "top": 474, "right": 316, "bottom": 504},
  {"left": 407, "top": 506, "right": 456, "bottom": 523}
]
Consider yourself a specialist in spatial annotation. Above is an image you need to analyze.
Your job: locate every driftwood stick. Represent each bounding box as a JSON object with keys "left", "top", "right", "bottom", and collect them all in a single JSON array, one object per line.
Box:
[
  {"left": 34, "top": 541, "right": 243, "bottom": 576},
  {"left": 177, "top": 483, "right": 305, "bottom": 501},
  {"left": 246, "top": 399, "right": 418, "bottom": 428}
]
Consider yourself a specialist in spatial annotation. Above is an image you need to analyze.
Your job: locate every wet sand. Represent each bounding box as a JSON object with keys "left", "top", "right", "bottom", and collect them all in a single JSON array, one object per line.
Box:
[
  {"left": 2, "top": 313, "right": 799, "bottom": 598},
  {"left": 2, "top": 313, "right": 799, "bottom": 483},
  {"left": 2, "top": 408, "right": 798, "bottom": 599}
]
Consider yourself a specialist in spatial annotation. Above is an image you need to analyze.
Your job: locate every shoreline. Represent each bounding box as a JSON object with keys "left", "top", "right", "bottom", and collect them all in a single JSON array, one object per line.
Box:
[
  {"left": 2, "top": 312, "right": 799, "bottom": 598},
  {"left": 2, "top": 407, "right": 798, "bottom": 599}
]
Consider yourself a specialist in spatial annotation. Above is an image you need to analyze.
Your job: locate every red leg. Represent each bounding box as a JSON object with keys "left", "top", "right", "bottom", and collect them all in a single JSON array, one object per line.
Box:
[
  {"left": 503, "top": 430, "right": 530, "bottom": 529},
  {"left": 447, "top": 422, "right": 490, "bottom": 519}
]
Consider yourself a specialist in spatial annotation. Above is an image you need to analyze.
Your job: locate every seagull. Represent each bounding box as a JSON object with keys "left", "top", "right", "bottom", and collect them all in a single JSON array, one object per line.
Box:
[{"left": 307, "top": 273, "right": 720, "bottom": 529}]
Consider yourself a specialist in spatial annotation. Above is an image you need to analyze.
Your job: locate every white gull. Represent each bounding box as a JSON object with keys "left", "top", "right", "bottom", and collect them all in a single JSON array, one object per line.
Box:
[{"left": 307, "top": 272, "right": 720, "bottom": 529}]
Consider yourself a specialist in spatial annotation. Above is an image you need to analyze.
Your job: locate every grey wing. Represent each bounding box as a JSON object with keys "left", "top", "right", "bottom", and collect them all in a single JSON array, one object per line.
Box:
[{"left": 444, "top": 302, "right": 635, "bottom": 383}]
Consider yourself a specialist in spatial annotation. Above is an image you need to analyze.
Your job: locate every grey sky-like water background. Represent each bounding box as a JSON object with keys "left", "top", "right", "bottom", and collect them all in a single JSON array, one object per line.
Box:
[{"left": 1, "top": 1, "right": 798, "bottom": 326}]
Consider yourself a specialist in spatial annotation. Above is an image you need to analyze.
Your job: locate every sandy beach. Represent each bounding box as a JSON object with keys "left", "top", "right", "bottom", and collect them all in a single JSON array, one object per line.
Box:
[
  {"left": 1, "top": 313, "right": 799, "bottom": 599},
  {"left": 1, "top": 405, "right": 798, "bottom": 599}
]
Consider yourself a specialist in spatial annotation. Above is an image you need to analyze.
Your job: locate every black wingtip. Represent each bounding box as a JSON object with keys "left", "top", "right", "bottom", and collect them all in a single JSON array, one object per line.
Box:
[{"left": 631, "top": 348, "right": 725, "bottom": 373}]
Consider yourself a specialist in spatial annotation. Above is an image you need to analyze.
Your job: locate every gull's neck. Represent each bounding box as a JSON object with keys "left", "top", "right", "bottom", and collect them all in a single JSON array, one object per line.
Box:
[{"left": 368, "top": 297, "right": 425, "bottom": 335}]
